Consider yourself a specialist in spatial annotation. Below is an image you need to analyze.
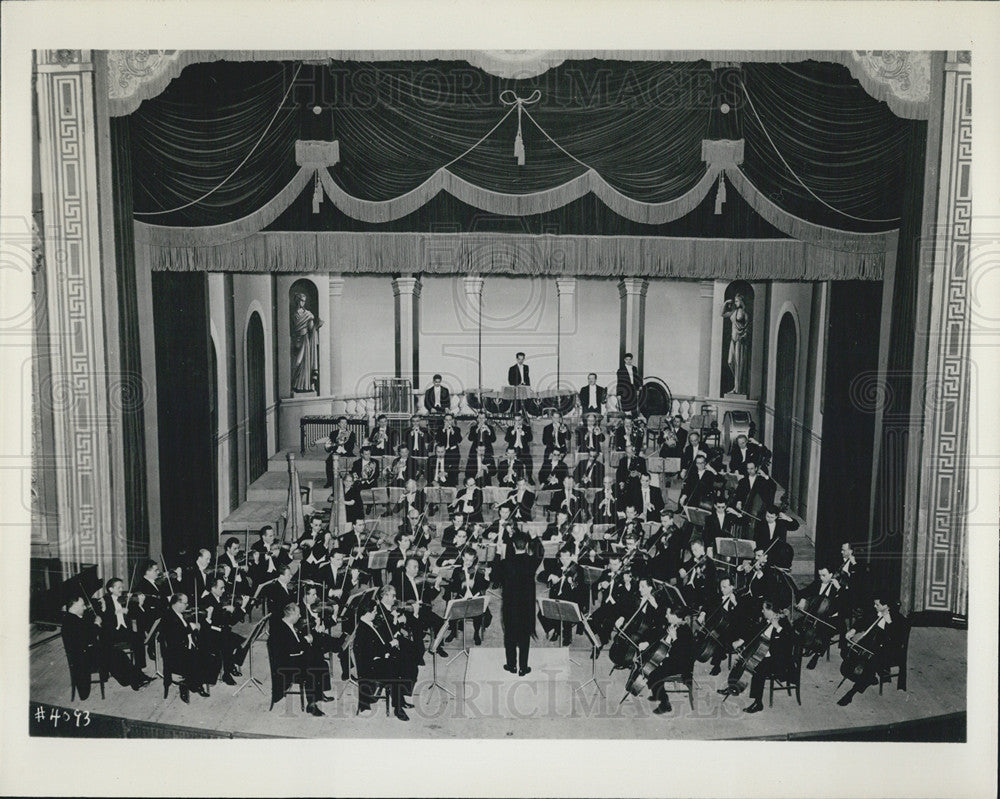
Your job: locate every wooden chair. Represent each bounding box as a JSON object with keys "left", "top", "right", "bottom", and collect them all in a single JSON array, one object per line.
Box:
[
  {"left": 266, "top": 636, "right": 307, "bottom": 712},
  {"left": 63, "top": 637, "right": 106, "bottom": 701},
  {"left": 768, "top": 645, "right": 803, "bottom": 707},
  {"left": 878, "top": 616, "right": 911, "bottom": 693},
  {"left": 656, "top": 672, "right": 694, "bottom": 711}
]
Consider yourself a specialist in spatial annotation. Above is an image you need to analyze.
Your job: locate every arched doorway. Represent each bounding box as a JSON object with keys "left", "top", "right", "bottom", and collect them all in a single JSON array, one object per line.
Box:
[
  {"left": 772, "top": 313, "right": 797, "bottom": 489},
  {"left": 246, "top": 312, "right": 268, "bottom": 484}
]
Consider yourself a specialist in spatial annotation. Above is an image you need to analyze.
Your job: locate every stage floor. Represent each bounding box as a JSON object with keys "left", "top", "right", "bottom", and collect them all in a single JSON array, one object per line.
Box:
[{"left": 29, "top": 624, "right": 965, "bottom": 740}]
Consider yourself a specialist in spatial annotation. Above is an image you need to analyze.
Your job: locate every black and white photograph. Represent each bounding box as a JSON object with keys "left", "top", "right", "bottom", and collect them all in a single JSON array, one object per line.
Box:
[{"left": 1, "top": 2, "right": 997, "bottom": 797}]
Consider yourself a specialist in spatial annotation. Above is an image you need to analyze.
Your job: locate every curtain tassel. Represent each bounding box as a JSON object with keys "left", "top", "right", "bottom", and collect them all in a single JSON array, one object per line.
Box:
[
  {"left": 514, "top": 104, "right": 526, "bottom": 166},
  {"left": 714, "top": 171, "right": 727, "bottom": 215},
  {"left": 312, "top": 170, "right": 323, "bottom": 214}
]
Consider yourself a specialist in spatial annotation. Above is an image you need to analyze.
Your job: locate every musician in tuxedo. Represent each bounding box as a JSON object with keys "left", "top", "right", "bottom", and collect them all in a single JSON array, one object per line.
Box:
[
  {"left": 737, "top": 549, "right": 786, "bottom": 610},
  {"left": 727, "top": 433, "right": 761, "bottom": 476},
  {"left": 133, "top": 560, "right": 170, "bottom": 654},
  {"left": 395, "top": 555, "right": 448, "bottom": 656},
  {"left": 161, "top": 593, "right": 213, "bottom": 702},
  {"left": 614, "top": 504, "right": 644, "bottom": 548},
  {"left": 647, "top": 511, "right": 688, "bottom": 582},
  {"left": 702, "top": 496, "right": 739, "bottom": 556},
  {"left": 340, "top": 471, "right": 365, "bottom": 523},
  {"left": 538, "top": 447, "right": 570, "bottom": 490},
  {"left": 250, "top": 528, "right": 292, "bottom": 585},
  {"left": 62, "top": 594, "right": 152, "bottom": 697},
  {"left": 576, "top": 413, "right": 605, "bottom": 452},
  {"left": 680, "top": 430, "right": 709, "bottom": 474},
  {"left": 505, "top": 415, "right": 534, "bottom": 476},
  {"left": 628, "top": 472, "right": 665, "bottom": 522},
  {"left": 465, "top": 443, "right": 496, "bottom": 487},
  {"left": 678, "top": 453, "right": 717, "bottom": 511},
  {"left": 450, "top": 476, "right": 484, "bottom": 523},
  {"left": 202, "top": 578, "right": 246, "bottom": 685},
  {"left": 589, "top": 553, "right": 636, "bottom": 649},
  {"left": 373, "top": 586, "right": 421, "bottom": 712},
  {"left": 501, "top": 533, "right": 542, "bottom": 676},
  {"left": 615, "top": 444, "right": 647, "bottom": 492},
  {"left": 426, "top": 443, "right": 459, "bottom": 488},
  {"left": 508, "top": 352, "right": 530, "bottom": 386},
  {"left": 574, "top": 448, "right": 605, "bottom": 489},
  {"left": 261, "top": 566, "right": 296, "bottom": 629},
  {"left": 836, "top": 595, "right": 908, "bottom": 706},
  {"left": 718, "top": 601, "right": 797, "bottom": 714},
  {"left": 467, "top": 411, "right": 497, "bottom": 454},
  {"left": 324, "top": 416, "right": 356, "bottom": 487},
  {"left": 392, "top": 478, "right": 426, "bottom": 517},
  {"left": 538, "top": 548, "right": 586, "bottom": 645},
  {"left": 177, "top": 549, "right": 213, "bottom": 610},
  {"left": 402, "top": 414, "right": 432, "bottom": 457},
  {"left": 269, "top": 602, "right": 329, "bottom": 716},
  {"left": 795, "top": 565, "right": 842, "bottom": 669},
  {"left": 485, "top": 503, "right": 518, "bottom": 550},
  {"left": 387, "top": 444, "right": 419, "bottom": 487},
  {"left": 549, "top": 475, "right": 588, "bottom": 522},
  {"left": 677, "top": 539, "right": 717, "bottom": 613},
  {"left": 354, "top": 596, "right": 409, "bottom": 720},
  {"left": 542, "top": 412, "right": 573, "bottom": 456},
  {"left": 423, "top": 373, "right": 451, "bottom": 415},
  {"left": 217, "top": 539, "right": 252, "bottom": 612},
  {"left": 731, "top": 460, "right": 775, "bottom": 522},
  {"left": 837, "top": 541, "right": 868, "bottom": 624},
  {"left": 641, "top": 605, "right": 697, "bottom": 714},
  {"left": 507, "top": 476, "right": 536, "bottom": 522},
  {"left": 437, "top": 412, "right": 462, "bottom": 456},
  {"left": 299, "top": 585, "right": 343, "bottom": 659},
  {"left": 440, "top": 511, "right": 469, "bottom": 549},
  {"left": 753, "top": 505, "right": 800, "bottom": 552},
  {"left": 496, "top": 446, "right": 525, "bottom": 488},
  {"left": 613, "top": 416, "right": 644, "bottom": 453},
  {"left": 697, "top": 576, "right": 753, "bottom": 675},
  {"left": 616, "top": 352, "right": 642, "bottom": 416},
  {"left": 368, "top": 414, "right": 395, "bottom": 456},
  {"left": 444, "top": 547, "right": 491, "bottom": 645},
  {"left": 578, "top": 372, "right": 607, "bottom": 416},
  {"left": 351, "top": 446, "right": 381, "bottom": 490},
  {"left": 592, "top": 475, "right": 624, "bottom": 524}
]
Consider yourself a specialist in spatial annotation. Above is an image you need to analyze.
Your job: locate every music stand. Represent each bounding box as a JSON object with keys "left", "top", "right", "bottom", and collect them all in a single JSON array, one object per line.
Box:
[
  {"left": 715, "top": 537, "right": 755, "bottom": 572},
  {"left": 541, "top": 539, "right": 563, "bottom": 560},
  {"left": 536, "top": 598, "right": 604, "bottom": 698},
  {"left": 144, "top": 617, "right": 162, "bottom": 678},
  {"left": 365, "top": 549, "right": 390, "bottom": 585},
  {"left": 234, "top": 612, "right": 271, "bottom": 696},
  {"left": 443, "top": 595, "right": 488, "bottom": 667},
  {"left": 684, "top": 506, "right": 710, "bottom": 528},
  {"left": 424, "top": 621, "right": 456, "bottom": 701}
]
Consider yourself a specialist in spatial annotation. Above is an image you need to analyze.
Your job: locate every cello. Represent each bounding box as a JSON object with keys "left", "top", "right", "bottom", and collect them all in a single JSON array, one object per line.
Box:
[{"left": 722, "top": 604, "right": 789, "bottom": 698}]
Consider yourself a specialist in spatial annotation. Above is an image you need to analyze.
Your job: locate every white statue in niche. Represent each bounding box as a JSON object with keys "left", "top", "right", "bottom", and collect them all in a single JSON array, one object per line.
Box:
[
  {"left": 290, "top": 292, "right": 322, "bottom": 393},
  {"left": 722, "top": 293, "right": 751, "bottom": 396}
]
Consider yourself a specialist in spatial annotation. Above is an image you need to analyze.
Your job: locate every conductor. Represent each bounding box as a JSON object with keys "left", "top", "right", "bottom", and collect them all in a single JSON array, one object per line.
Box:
[{"left": 501, "top": 533, "right": 540, "bottom": 676}]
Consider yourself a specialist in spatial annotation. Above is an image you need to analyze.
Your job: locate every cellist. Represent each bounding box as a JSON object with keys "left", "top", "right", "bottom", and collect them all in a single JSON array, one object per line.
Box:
[
  {"left": 589, "top": 552, "right": 635, "bottom": 652},
  {"left": 635, "top": 605, "right": 696, "bottom": 715},
  {"left": 794, "top": 564, "right": 841, "bottom": 669},
  {"left": 717, "top": 600, "right": 796, "bottom": 714},
  {"left": 836, "top": 595, "right": 906, "bottom": 706},
  {"left": 696, "top": 575, "right": 754, "bottom": 675}
]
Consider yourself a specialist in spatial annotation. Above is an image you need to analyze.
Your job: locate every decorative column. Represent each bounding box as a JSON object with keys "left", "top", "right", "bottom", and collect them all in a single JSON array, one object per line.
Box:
[
  {"left": 698, "top": 281, "right": 715, "bottom": 396},
  {"left": 35, "top": 50, "right": 125, "bottom": 578},
  {"left": 393, "top": 274, "right": 422, "bottom": 389},
  {"left": 618, "top": 278, "right": 648, "bottom": 369},
  {"left": 464, "top": 275, "right": 485, "bottom": 395},
  {"left": 556, "top": 277, "right": 577, "bottom": 391},
  {"left": 904, "top": 52, "right": 971, "bottom": 621},
  {"left": 328, "top": 275, "right": 345, "bottom": 397}
]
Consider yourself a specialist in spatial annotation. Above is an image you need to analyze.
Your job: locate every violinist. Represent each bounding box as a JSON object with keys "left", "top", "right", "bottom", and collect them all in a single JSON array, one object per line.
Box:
[
  {"left": 467, "top": 411, "right": 497, "bottom": 455},
  {"left": 449, "top": 476, "right": 484, "bottom": 523},
  {"left": 435, "top": 526, "right": 472, "bottom": 579},
  {"left": 336, "top": 518, "right": 367, "bottom": 557},
  {"left": 427, "top": 443, "right": 459, "bottom": 488},
  {"left": 177, "top": 549, "right": 213, "bottom": 608},
  {"left": 549, "top": 475, "right": 588, "bottom": 522},
  {"left": 538, "top": 548, "right": 585, "bottom": 646},
  {"left": 737, "top": 548, "right": 780, "bottom": 609},
  {"left": 485, "top": 503, "right": 518, "bottom": 551},
  {"left": 613, "top": 415, "right": 644, "bottom": 453},
  {"left": 442, "top": 547, "right": 491, "bottom": 644},
  {"left": 324, "top": 416, "right": 357, "bottom": 487},
  {"left": 386, "top": 531, "right": 429, "bottom": 584},
  {"left": 63, "top": 594, "right": 152, "bottom": 695},
  {"left": 202, "top": 578, "right": 246, "bottom": 685},
  {"left": 354, "top": 595, "right": 409, "bottom": 721},
  {"left": 678, "top": 452, "right": 717, "bottom": 512},
  {"left": 299, "top": 584, "right": 342, "bottom": 659},
  {"left": 609, "top": 576, "right": 666, "bottom": 670},
  {"left": 160, "top": 593, "right": 213, "bottom": 702},
  {"left": 374, "top": 585, "right": 419, "bottom": 714},
  {"left": 506, "top": 475, "right": 535, "bottom": 522},
  {"left": 270, "top": 602, "right": 329, "bottom": 717},
  {"left": 496, "top": 446, "right": 525, "bottom": 489},
  {"left": 538, "top": 447, "right": 569, "bottom": 490},
  {"left": 677, "top": 539, "right": 716, "bottom": 613},
  {"left": 542, "top": 411, "right": 572, "bottom": 456},
  {"left": 589, "top": 552, "right": 635, "bottom": 651},
  {"left": 395, "top": 555, "right": 448, "bottom": 656},
  {"left": 637, "top": 605, "right": 695, "bottom": 714},
  {"left": 543, "top": 508, "right": 573, "bottom": 544},
  {"left": 388, "top": 443, "right": 419, "bottom": 487},
  {"left": 351, "top": 445, "right": 381, "bottom": 491},
  {"left": 753, "top": 505, "right": 800, "bottom": 552},
  {"left": 250, "top": 526, "right": 291, "bottom": 583},
  {"left": 575, "top": 412, "right": 605, "bottom": 453},
  {"left": 615, "top": 444, "right": 647, "bottom": 493},
  {"left": 573, "top": 447, "right": 605, "bottom": 489},
  {"left": 795, "top": 565, "right": 841, "bottom": 669},
  {"left": 646, "top": 516, "right": 685, "bottom": 585},
  {"left": 614, "top": 504, "right": 644, "bottom": 547},
  {"left": 133, "top": 560, "right": 169, "bottom": 653},
  {"left": 98, "top": 577, "right": 144, "bottom": 668},
  {"left": 697, "top": 576, "right": 753, "bottom": 676},
  {"left": 563, "top": 521, "right": 599, "bottom": 569},
  {"left": 836, "top": 595, "right": 907, "bottom": 706},
  {"left": 504, "top": 415, "right": 533, "bottom": 475},
  {"left": 592, "top": 475, "right": 624, "bottom": 525},
  {"left": 219, "top": 537, "right": 253, "bottom": 610},
  {"left": 718, "top": 601, "right": 796, "bottom": 714},
  {"left": 629, "top": 472, "right": 665, "bottom": 523},
  {"left": 262, "top": 566, "right": 296, "bottom": 629},
  {"left": 619, "top": 532, "right": 649, "bottom": 578},
  {"left": 465, "top": 443, "right": 496, "bottom": 488},
  {"left": 440, "top": 511, "right": 469, "bottom": 549},
  {"left": 727, "top": 433, "right": 761, "bottom": 476},
  {"left": 396, "top": 506, "right": 424, "bottom": 542},
  {"left": 301, "top": 528, "right": 332, "bottom": 582}
]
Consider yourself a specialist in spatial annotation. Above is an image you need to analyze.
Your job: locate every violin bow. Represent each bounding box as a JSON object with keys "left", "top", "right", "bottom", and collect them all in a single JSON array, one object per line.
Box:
[
  {"left": 76, "top": 574, "right": 101, "bottom": 617},
  {"left": 160, "top": 553, "right": 175, "bottom": 595}
]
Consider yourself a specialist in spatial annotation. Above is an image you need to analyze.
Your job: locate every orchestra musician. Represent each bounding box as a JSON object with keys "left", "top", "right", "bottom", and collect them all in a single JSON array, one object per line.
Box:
[
  {"left": 727, "top": 433, "right": 761, "bottom": 476},
  {"left": 538, "top": 548, "right": 586, "bottom": 646},
  {"left": 731, "top": 460, "right": 775, "bottom": 525},
  {"left": 505, "top": 415, "right": 534, "bottom": 475},
  {"left": 702, "top": 496, "right": 738, "bottom": 557},
  {"left": 677, "top": 539, "right": 716, "bottom": 613},
  {"left": 646, "top": 515, "right": 686, "bottom": 585},
  {"left": 202, "top": 577, "right": 246, "bottom": 685},
  {"left": 261, "top": 566, "right": 296, "bottom": 629},
  {"left": 160, "top": 593, "right": 214, "bottom": 703},
  {"left": 450, "top": 476, "right": 484, "bottom": 523},
  {"left": 573, "top": 448, "right": 605, "bottom": 489},
  {"left": 678, "top": 452, "right": 717, "bottom": 511},
  {"left": 392, "top": 478, "right": 427, "bottom": 518},
  {"left": 388, "top": 443, "right": 419, "bottom": 487},
  {"left": 98, "top": 577, "right": 145, "bottom": 669},
  {"left": 340, "top": 471, "right": 365, "bottom": 523},
  {"left": 616, "top": 352, "right": 642, "bottom": 416},
  {"left": 592, "top": 475, "right": 624, "bottom": 524},
  {"left": 637, "top": 605, "right": 696, "bottom": 715},
  {"left": 718, "top": 600, "right": 797, "bottom": 714},
  {"left": 250, "top": 528, "right": 292, "bottom": 585},
  {"left": 629, "top": 472, "right": 665, "bottom": 522},
  {"left": 485, "top": 503, "right": 518, "bottom": 550},
  {"left": 354, "top": 594, "right": 409, "bottom": 720},
  {"left": 299, "top": 584, "right": 343, "bottom": 659},
  {"left": 658, "top": 420, "right": 684, "bottom": 460},
  {"left": 324, "top": 416, "right": 356, "bottom": 487},
  {"left": 269, "top": 602, "right": 330, "bottom": 717},
  {"left": 504, "top": 475, "right": 535, "bottom": 523},
  {"left": 538, "top": 447, "right": 569, "bottom": 489},
  {"left": 549, "top": 475, "right": 589, "bottom": 523},
  {"left": 133, "top": 560, "right": 169, "bottom": 655},
  {"left": 795, "top": 565, "right": 842, "bottom": 669},
  {"left": 680, "top": 430, "right": 709, "bottom": 475},
  {"left": 613, "top": 504, "right": 644, "bottom": 548},
  {"left": 613, "top": 416, "right": 644, "bottom": 453},
  {"left": 615, "top": 444, "right": 647, "bottom": 493},
  {"left": 426, "top": 443, "right": 459, "bottom": 488},
  {"left": 737, "top": 548, "right": 785, "bottom": 609},
  {"left": 395, "top": 555, "right": 449, "bottom": 656},
  {"left": 508, "top": 351, "right": 530, "bottom": 387},
  {"left": 836, "top": 595, "right": 908, "bottom": 706},
  {"left": 753, "top": 505, "right": 800, "bottom": 552},
  {"left": 496, "top": 446, "right": 525, "bottom": 488},
  {"left": 423, "top": 373, "right": 451, "bottom": 415},
  {"left": 467, "top": 411, "right": 497, "bottom": 455},
  {"left": 374, "top": 585, "right": 420, "bottom": 713},
  {"left": 465, "top": 443, "right": 496, "bottom": 487},
  {"left": 542, "top": 411, "right": 573, "bottom": 456},
  {"left": 440, "top": 511, "right": 469, "bottom": 549},
  {"left": 578, "top": 372, "right": 607, "bottom": 417},
  {"left": 369, "top": 414, "right": 395, "bottom": 457},
  {"left": 437, "top": 413, "right": 463, "bottom": 461},
  {"left": 176, "top": 549, "right": 213, "bottom": 610},
  {"left": 444, "top": 547, "right": 491, "bottom": 645},
  {"left": 217, "top": 538, "right": 253, "bottom": 611},
  {"left": 838, "top": 541, "right": 868, "bottom": 624},
  {"left": 62, "top": 594, "right": 152, "bottom": 696},
  {"left": 589, "top": 552, "right": 635, "bottom": 652},
  {"left": 402, "top": 414, "right": 432, "bottom": 457},
  {"left": 697, "top": 575, "right": 754, "bottom": 675},
  {"left": 351, "top": 445, "right": 381, "bottom": 491},
  {"left": 336, "top": 518, "right": 367, "bottom": 558},
  {"left": 576, "top": 413, "right": 605, "bottom": 453}
]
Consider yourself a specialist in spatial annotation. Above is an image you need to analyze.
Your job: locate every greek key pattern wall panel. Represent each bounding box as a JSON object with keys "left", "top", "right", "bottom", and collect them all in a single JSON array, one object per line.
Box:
[{"left": 36, "top": 51, "right": 119, "bottom": 577}]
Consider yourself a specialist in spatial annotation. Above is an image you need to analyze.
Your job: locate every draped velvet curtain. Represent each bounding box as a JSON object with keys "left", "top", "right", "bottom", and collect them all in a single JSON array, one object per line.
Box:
[{"left": 127, "top": 59, "right": 918, "bottom": 237}]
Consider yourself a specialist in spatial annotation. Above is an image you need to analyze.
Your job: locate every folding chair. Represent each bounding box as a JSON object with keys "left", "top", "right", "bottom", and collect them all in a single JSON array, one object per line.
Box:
[
  {"left": 656, "top": 672, "right": 695, "bottom": 711},
  {"left": 768, "top": 645, "right": 802, "bottom": 707}
]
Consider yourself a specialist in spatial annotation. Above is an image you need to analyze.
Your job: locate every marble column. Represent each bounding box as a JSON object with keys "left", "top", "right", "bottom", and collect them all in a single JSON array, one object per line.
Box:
[
  {"left": 698, "top": 280, "right": 715, "bottom": 396},
  {"left": 463, "top": 275, "right": 485, "bottom": 394},
  {"left": 618, "top": 278, "right": 648, "bottom": 369},
  {"left": 556, "top": 277, "right": 577, "bottom": 392},
  {"left": 328, "top": 275, "right": 345, "bottom": 396},
  {"left": 393, "top": 274, "right": 422, "bottom": 389}
]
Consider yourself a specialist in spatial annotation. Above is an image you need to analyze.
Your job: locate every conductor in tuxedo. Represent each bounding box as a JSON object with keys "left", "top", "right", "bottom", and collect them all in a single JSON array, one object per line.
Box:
[
  {"left": 616, "top": 353, "right": 642, "bottom": 416},
  {"left": 507, "top": 352, "right": 530, "bottom": 387},
  {"left": 501, "top": 533, "right": 540, "bottom": 676}
]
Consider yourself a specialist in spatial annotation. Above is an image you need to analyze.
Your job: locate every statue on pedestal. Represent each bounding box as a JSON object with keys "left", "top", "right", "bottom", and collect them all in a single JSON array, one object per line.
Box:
[
  {"left": 291, "top": 292, "right": 322, "bottom": 393},
  {"left": 722, "top": 293, "right": 751, "bottom": 396}
]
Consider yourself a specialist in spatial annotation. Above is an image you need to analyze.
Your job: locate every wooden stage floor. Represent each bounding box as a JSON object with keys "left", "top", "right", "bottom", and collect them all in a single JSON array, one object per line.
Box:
[{"left": 29, "top": 623, "right": 965, "bottom": 740}]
